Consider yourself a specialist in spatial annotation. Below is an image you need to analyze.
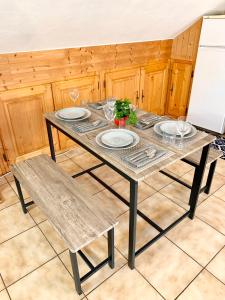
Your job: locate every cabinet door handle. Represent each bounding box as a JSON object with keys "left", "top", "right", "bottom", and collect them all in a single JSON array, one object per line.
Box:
[
  {"left": 136, "top": 91, "right": 139, "bottom": 105},
  {"left": 141, "top": 90, "right": 144, "bottom": 103},
  {"left": 170, "top": 84, "right": 173, "bottom": 96}
]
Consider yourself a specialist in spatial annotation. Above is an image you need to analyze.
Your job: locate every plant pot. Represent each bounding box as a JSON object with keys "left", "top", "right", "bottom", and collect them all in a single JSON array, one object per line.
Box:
[{"left": 114, "top": 116, "right": 128, "bottom": 127}]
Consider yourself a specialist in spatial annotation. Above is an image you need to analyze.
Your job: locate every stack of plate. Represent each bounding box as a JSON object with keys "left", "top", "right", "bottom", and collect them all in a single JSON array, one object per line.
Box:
[
  {"left": 96, "top": 129, "right": 140, "bottom": 150},
  {"left": 55, "top": 107, "right": 91, "bottom": 122},
  {"left": 154, "top": 120, "right": 197, "bottom": 139}
]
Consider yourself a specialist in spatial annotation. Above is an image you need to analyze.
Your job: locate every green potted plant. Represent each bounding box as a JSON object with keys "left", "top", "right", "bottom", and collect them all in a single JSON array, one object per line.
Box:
[{"left": 114, "top": 98, "right": 137, "bottom": 127}]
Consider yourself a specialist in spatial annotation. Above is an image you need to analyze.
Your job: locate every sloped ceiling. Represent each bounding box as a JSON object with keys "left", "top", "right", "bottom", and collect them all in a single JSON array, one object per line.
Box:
[{"left": 0, "top": 0, "right": 225, "bottom": 54}]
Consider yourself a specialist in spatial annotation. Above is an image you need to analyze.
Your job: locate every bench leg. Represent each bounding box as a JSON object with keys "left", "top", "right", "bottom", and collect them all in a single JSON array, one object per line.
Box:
[
  {"left": 69, "top": 251, "right": 82, "bottom": 295},
  {"left": 108, "top": 228, "right": 115, "bottom": 269},
  {"left": 204, "top": 160, "right": 217, "bottom": 194},
  {"left": 14, "top": 176, "right": 27, "bottom": 214}
]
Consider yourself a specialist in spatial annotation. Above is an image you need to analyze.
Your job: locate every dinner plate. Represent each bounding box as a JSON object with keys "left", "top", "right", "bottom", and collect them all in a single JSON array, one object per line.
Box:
[
  {"left": 58, "top": 107, "right": 86, "bottom": 119},
  {"left": 160, "top": 121, "right": 191, "bottom": 136},
  {"left": 101, "top": 130, "right": 134, "bottom": 148},
  {"left": 154, "top": 121, "right": 197, "bottom": 139},
  {"left": 55, "top": 108, "right": 91, "bottom": 122},
  {"left": 96, "top": 129, "right": 140, "bottom": 150}
]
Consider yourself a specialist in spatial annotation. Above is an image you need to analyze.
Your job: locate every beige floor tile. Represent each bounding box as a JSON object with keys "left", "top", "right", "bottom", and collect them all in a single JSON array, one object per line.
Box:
[
  {"left": 182, "top": 168, "right": 225, "bottom": 194},
  {"left": 160, "top": 181, "right": 207, "bottom": 210},
  {"left": 9, "top": 181, "right": 30, "bottom": 199},
  {"left": 28, "top": 204, "right": 47, "bottom": 224},
  {"left": 87, "top": 265, "right": 163, "bottom": 300},
  {"left": 111, "top": 179, "right": 155, "bottom": 204},
  {"left": 8, "top": 257, "right": 84, "bottom": 300},
  {"left": 71, "top": 152, "right": 101, "bottom": 170},
  {"left": 0, "top": 176, "right": 7, "bottom": 186},
  {"left": 0, "top": 227, "right": 55, "bottom": 286},
  {"left": 58, "top": 159, "right": 83, "bottom": 175},
  {"left": 167, "top": 218, "right": 225, "bottom": 266},
  {"left": 91, "top": 165, "right": 122, "bottom": 186},
  {"left": 165, "top": 160, "right": 193, "bottom": 177},
  {"left": 138, "top": 192, "right": 185, "bottom": 229},
  {"left": 74, "top": 174, "right": 104, "bottom": 195},
  {"left": 65, "top": 146, "right": 86, "bottom": 158},
  {"left": 60, "top": 236, "right": 126, "bottom": 294},
  {"left": 0, "top": 290, "right": 10, "bottom": 300},
  {"left": 216, "top": 158, "right": 225, "bottom": 177},
  {"left": 197, "top": 195, "right": 225, "bottom": 235},
  {"left": 214, "top": 184, "right": 225, "bottom": 201},
  {"left": 0, "top": 278, "right": 4, "bottom": 292},
  {"left": 178, "top": 270, "right": 225, "bottom": 300},
  {"left": 115, "top": 210, "right": 158, "bottom": 258},
  {"left": 0, "top": 203, "right": 35, "bottom": 243},
  {"left": 92, "top": 189, "right": 128, "bottom": 219},
  {"left": 136, "top": 237, "right": 201, "bottom": 300},
  {"left": 0, "top": 183, "right": 19, "bottom": 211},
  {"left": 56, "top": 153, "right": 69, "bottom": 163},
  {"left": 39, "top": 220, "right": 67, "bottom": 254},
  {"left": 144, "top": 172, "right": 174, "bottom": 191},
  {"left": 207, "top": 247, "right": 225, "bottom": 284}
]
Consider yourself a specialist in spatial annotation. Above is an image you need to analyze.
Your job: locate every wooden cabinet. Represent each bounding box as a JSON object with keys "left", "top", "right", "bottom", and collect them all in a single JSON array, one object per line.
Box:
[
  {"left": 0, "top": 84, "right": 58, "bottom": 164},
  {"left": 104, "top": 68, "right": 140, "bottom": 105},
  {"left": 0, "top": 133, "right": 9, "bottom": 175},
  {"left": 166, "top": 62, "right": 193, "bottom": 117},
  {"left": 139, "top": 62, "right": 169, "bottom": 114},
  {"left": 52, "top": 74, "right": 100, "bottom": 149}
]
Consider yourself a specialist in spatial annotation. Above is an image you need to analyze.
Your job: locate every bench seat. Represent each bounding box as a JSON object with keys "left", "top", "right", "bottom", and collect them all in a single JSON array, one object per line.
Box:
[
  {"left": 12, "top": 154, "right": 117, "bottom": 253},
  {"left": 185, "top": 147, "right": 222, "bottom": 167}
]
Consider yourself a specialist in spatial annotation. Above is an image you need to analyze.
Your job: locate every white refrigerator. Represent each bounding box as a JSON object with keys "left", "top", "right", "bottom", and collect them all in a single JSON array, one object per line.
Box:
[{"left": 187, "top": 16, "right": 225, "bottom": 134}]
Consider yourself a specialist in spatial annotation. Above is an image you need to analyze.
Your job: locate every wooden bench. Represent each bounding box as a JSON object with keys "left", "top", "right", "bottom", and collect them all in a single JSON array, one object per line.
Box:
[
  {"left": 161, "top": 147, "right": 222, "bottom": 195},
  {"left": 12, "top": 154, "right": 118, "bottom": 295}
]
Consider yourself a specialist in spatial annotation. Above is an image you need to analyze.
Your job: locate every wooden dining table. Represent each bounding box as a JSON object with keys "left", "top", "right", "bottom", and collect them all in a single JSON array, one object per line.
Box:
[{"left": 45, "top": 108, "right": 215, "bottom": 269}]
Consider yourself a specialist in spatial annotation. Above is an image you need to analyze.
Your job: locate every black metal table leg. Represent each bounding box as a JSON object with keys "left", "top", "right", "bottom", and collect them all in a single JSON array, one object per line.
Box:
[
  {"left": 189, "top": 144, "right": 210, "bottom": 219},
  {"left": 204, "top": 160, "right": 217, "bottom": 194},
  {"left": 108, "top": 228, "right": 115, "bottom": 268},
  {"left": 69, "top": 251, "right": 82, "bottom": 295},
  {"left": 46, "top": 119, "right": 56, "bottom": 161},
  {"left": 128, "top": 179, "right": 138, "bottom": 269},
  {"left": 14, "top": 176, "right": 27, "bottom": 214}
]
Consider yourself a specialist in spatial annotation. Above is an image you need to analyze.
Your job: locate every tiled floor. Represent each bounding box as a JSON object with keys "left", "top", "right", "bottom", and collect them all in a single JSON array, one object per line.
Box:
[{"left": 0, "top": 146, "right": 225, "bottom": 299}]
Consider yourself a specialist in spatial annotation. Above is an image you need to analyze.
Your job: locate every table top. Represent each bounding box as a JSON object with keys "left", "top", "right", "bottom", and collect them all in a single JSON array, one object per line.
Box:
[{"left": 45, "top": 109, "right": 215, "bottom": 182}]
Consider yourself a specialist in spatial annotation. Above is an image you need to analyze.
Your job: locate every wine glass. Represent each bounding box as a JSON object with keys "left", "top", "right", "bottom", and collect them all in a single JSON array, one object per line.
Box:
[
  {"left": 103, "top": 104, "right": 114, "bottom": 124},
  {"left": 176, "top": 116, "right": 190, "bottom": 149},
  {"left": 106, "top": 97, "right": 116, "bottom": 109},
  {"left": 69, "top": 89, "right": 79, "bottom": 106}
]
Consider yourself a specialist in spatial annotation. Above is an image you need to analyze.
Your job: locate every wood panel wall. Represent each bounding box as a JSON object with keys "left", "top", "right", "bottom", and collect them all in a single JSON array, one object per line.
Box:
[
  {"left": 0, "top": 40, "right": 172, "bottom": 92},
  {"left": 171, "top": 19, "right": 202, "bottom": 62}
]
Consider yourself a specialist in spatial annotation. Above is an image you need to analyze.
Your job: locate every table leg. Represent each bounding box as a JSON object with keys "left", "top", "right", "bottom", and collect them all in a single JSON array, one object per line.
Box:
[
  {"left": 204, "top": 160, "right": 217, "bottom": 194},
  {"left": 189, "top": 144, "right": 210, "bottom": 219},
  {"left": 46, "top": 119, "right": 56, "bottom": 161},
  {"left": 128, "top": 179, "right": 138, "bottom": 269}
]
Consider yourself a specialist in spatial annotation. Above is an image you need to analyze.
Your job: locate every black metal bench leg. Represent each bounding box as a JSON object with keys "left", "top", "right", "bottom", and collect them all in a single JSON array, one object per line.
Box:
[
  {"left": 189, "top": 145, "right": 210, "bottom": 220},
  {"left": 14, "top": 176, "right": 27, "bottom": 214},
  {"left": 108, "top": 228, "right": 115, "bottom": 269},
  {"left": 69, "top": 251, "right": 82, "bottom": 295},
  {"left": 204, "top": 160, "right": 217, "bottom": 194}
]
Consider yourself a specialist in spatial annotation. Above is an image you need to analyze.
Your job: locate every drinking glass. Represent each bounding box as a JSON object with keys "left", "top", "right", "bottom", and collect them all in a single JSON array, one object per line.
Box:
[
  {"left": 69, "top": 89, "right": 79, "bottom": 106},
  {"left": 106, "top": 97, "right": 116, "bottom": 109},
  {"left": 162, "top": 131, "right": 176, "bottom": 145},
  {"left": 176, "top": 116, "right": 190, "bottom": 149},
  {"left": 103, "top": 104, "right": 114, "bottom": 124}
]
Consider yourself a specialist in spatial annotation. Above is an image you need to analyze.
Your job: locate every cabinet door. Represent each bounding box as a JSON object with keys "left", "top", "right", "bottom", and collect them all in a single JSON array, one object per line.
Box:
[
  {"left": 105, "top": 68, "right": 140, "bottom": 105},
  {"left": 0, "top": 84, "right": 58, "bottom": 165},
  {"left": 139, "top": 62, "right": 169, "bottom": 114},
  {"left": 167, "top": 62, "right": 193, "bottom": 117},
  {"left": 52, "top": 75, "right": 100, "bottom": 149},
  {"left": 0, "top": 133, "right": 9, "bottom": 175}
]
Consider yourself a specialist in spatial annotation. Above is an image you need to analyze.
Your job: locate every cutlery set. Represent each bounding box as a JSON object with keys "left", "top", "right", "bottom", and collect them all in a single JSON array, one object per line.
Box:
[{"left": 72, "top": 120, "right": 108, "bottom": 133}]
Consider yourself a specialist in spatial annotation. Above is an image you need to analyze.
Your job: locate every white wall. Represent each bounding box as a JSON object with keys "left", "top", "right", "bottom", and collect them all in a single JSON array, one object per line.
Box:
[{"left": 0, "top": 0, "right": 225, "bottom": 53}]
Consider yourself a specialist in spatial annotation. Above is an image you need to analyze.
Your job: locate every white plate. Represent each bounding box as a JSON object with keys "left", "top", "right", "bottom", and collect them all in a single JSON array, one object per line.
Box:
[
  {"left": 96, "top": 129, "right": 140, "bottom": 150},
  {"left": 154, "top": 122, "right": 197, "bottom": 139},
  {"left": 101, "top": 130, "right": 134, "bottom": 148},
  {"left": 160, "top": 121, "right": 191, "bottom": 136},
  {"left": 55, "top": 108, "right": 91, "bottom": 122},
  {"left": 58, "top": 107, "right": 86, "bottom": 119}
]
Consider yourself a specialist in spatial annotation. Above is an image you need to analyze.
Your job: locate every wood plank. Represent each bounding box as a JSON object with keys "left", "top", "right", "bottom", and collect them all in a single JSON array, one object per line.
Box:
[
  {"left": 12, "top": 154, "right": 117, "bottom": 253},
  {"left": 186, "top": 148, "right": 222, "bottom": 166}
]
